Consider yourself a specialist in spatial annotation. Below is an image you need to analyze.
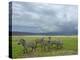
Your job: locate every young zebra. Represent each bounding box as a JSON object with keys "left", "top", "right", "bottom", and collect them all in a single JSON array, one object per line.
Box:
[{"left": 17, "top": 39, "right": 37, "bottom": 54}]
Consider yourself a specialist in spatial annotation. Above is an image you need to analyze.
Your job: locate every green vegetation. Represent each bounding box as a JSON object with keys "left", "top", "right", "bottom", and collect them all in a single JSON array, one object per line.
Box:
[{"left": 10, "top": 36, "right": 78, "bottom": 58}]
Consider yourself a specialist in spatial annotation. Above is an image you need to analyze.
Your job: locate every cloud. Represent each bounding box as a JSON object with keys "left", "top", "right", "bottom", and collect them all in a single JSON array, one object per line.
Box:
[{"left": 11, "top": 1, "right": 78, "bottom": 34}]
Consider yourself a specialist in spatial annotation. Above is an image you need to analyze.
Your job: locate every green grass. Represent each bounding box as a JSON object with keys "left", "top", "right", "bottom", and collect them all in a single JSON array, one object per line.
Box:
[{"left": 10, "top": 36, "right": 78, "bottom": 58}]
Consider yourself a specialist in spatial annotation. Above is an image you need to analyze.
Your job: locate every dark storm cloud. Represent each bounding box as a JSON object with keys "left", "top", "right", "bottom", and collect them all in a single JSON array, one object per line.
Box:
[{"left": 11, "top": 1, "right": 78, "bottom": 34}]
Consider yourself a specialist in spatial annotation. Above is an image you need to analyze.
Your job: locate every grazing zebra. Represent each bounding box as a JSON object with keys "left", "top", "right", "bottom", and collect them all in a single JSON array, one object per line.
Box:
[
  {"left": 47, "top": 37, "right": 63, "bottom": 49},
  {"left": 55, "top": 40, "right": 63, "bottom": 49},
  {"left": 35, "top": 37, "right": 63, "bottom": 51},
  {"left": 48, "top": 40, "right": 63, "bottom": 49},
  {"left": 17, "top": 39, "right": 37, "bottom": 54},
  {"left": 35, "top": 37, "right": 47, "bottom": 50},
  {"left": 35, "top": 37, "right": 44, "bottom": 46}
]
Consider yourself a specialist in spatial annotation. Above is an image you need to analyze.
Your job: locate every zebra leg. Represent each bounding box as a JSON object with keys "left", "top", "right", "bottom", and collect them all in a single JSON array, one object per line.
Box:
[
  {"left": 23, "top": 48, "right": 26, "bottom": 54},
  {"left": 43, "top": 45, "right": 45, "bottom": 51},
  {"left": 43, "top": 45, "right": 46, "bottom": 51},
  {"left": 56, "top": 44, "right": 59, "bottom": 49},
  {"left": 31, "top": 47, "right": 34, "bottom": 52},
  {"left": 47, "top": 46, "right": 49, "bottom": 51},
  {"left": 60, "top": 44, "right": 63, "bottom": 49},
  {"left": 23, "top": 49, "right": 25, "bottom": 54},
  {"left": 25, "top": 48, "right": 28, "bottom": 53}
]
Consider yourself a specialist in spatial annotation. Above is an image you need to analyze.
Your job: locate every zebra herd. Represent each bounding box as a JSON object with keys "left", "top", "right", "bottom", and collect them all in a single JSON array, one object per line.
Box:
[{"left": 17, "top": 37, "right": 63, "bottom": 54}]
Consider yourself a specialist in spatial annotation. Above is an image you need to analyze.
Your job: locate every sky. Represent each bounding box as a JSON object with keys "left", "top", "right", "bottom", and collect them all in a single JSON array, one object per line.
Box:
[{"left": 10, "top": 1, "right": 78, "bottom": 34}]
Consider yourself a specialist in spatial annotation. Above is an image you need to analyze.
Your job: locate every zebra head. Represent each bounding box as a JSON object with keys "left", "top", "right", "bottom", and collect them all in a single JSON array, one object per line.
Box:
[{"left": 17, "top": 39, "right": 26, "bottom": 46}]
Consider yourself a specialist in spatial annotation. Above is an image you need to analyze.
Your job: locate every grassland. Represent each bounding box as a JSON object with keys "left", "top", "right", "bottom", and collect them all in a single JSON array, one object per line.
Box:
[{"left": 10, "top": 36, "right": 78, "bottom": 58}]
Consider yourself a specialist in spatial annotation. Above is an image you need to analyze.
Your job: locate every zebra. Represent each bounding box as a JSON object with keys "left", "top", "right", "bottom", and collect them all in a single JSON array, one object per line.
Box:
[
  {"left": 47, "top": 40, "right": 63, "bottom": 49},
  {"left": 17, "top": 39, "right": 37, "bottom": 54},
  {"left": 54, "top": 40, "right": 63, "bottom": 49},
  {"left": 47, "top": 37, "right": 63, "bottom": 49},
  {"left": 35, "top": 37, "right": 63, "bottom": 51},
  {"left": 35, "top": 37, "right": 44, "bottom": 45},
  {"left": 35, "top": 37, "right": 48, "bottom": 50}
]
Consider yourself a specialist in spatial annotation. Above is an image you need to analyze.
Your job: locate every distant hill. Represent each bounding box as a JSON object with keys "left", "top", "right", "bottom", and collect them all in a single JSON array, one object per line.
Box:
[
  {"left": 10, "top": 31, "right": 55, "bottom": 36},
  {"left": 9, "top": 25, "right": 78, "bottom": 36},
  {"left": 9, "top": 31, "right": 78, "bottom": 36}
]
